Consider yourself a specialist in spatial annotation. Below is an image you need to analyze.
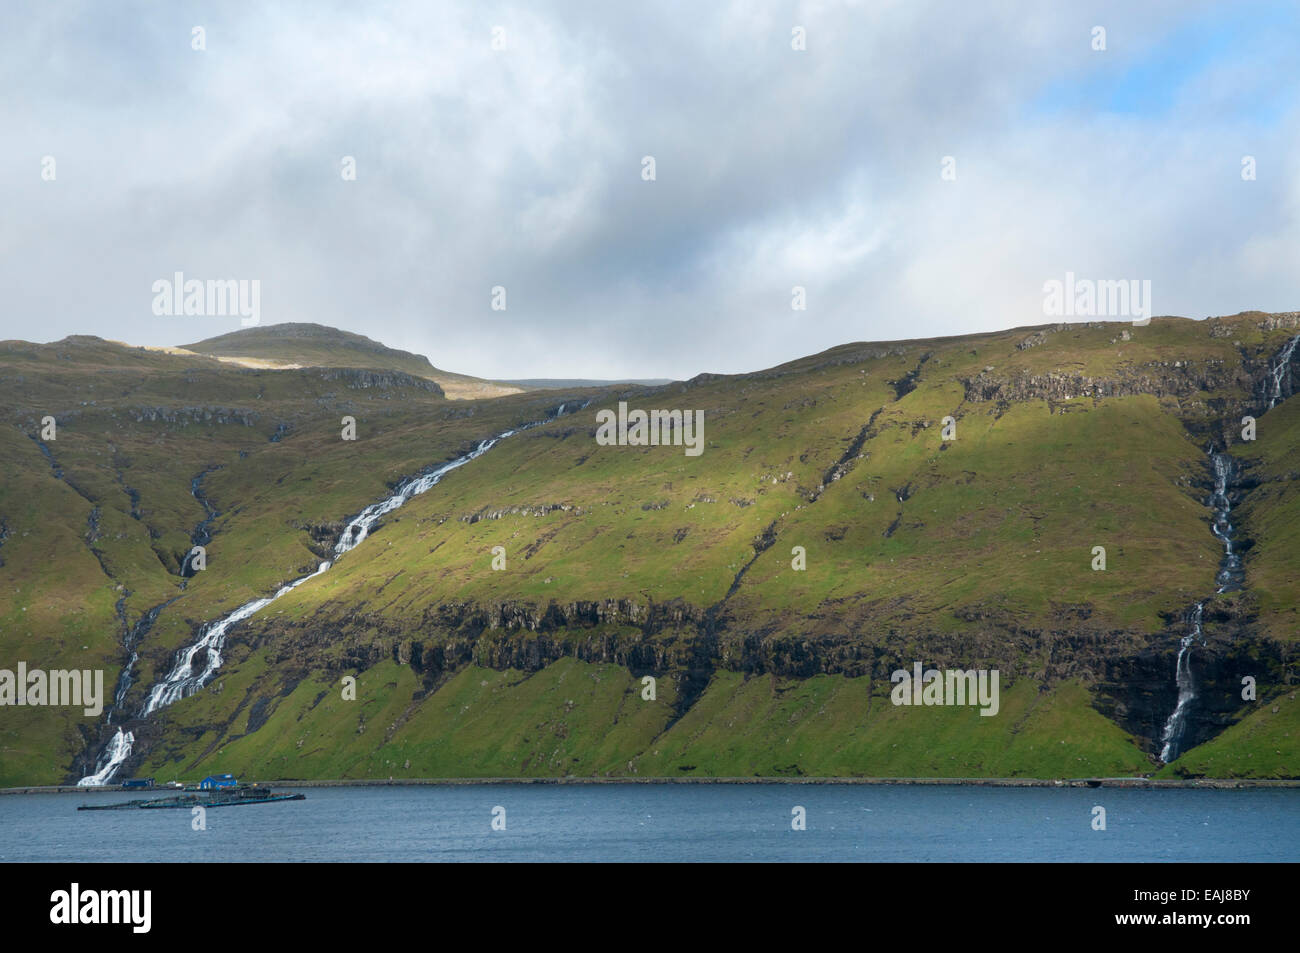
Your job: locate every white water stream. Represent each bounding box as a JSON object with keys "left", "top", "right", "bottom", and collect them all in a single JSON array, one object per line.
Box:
[
  {"left": 1157, "top": 333, "right": 1297, "bottom": 763},
  {"left": 79, "top": 404, "right": 580, "bottom": 784}
]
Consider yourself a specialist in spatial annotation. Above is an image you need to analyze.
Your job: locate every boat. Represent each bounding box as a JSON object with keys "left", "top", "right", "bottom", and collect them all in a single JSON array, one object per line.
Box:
[{"left": 79, "top": 783, "right": 304, "bottom": 810}]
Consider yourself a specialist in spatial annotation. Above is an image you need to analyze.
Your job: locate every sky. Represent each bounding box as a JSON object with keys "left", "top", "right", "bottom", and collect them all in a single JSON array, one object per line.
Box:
[{"left": 1, "top": 0, "right": 1297, "bottom": 380}]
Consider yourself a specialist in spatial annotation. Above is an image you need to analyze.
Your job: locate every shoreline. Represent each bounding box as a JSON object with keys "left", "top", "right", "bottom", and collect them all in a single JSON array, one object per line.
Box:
[{"left": 6, "top": 775, "right": 1299, "bottom": 795}]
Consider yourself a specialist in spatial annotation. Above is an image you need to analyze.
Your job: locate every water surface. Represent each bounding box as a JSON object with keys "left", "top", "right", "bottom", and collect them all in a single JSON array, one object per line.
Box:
[{"left": 3, "top": 784, "right": 1296, "bottom": 862}]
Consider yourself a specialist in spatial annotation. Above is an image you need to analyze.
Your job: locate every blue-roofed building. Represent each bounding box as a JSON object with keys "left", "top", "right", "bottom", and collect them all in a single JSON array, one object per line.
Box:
[{"left": 199, "top": 773, "right": 237, "bottom": 790}]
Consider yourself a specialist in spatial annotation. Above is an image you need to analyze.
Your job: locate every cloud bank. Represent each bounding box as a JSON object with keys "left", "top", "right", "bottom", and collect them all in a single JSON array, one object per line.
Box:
[{"left": 1, "top": 0, "right": 1296, "bottom": 379}]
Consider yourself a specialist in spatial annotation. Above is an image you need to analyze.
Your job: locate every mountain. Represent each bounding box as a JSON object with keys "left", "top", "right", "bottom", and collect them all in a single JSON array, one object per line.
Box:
[
  {"left": 2, "top": 313, "right": 1298, "bottom": 787},
  {"left": 179, "top": 323, "right": 523, "bottom": 400},
  {"left": 502, "top": 378, "right": 676, "bottom": 390}
]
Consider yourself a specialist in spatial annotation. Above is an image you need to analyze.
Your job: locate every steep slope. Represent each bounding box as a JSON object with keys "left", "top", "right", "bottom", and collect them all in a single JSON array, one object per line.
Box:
[
  {"left": 2, "top": 314, "right": 1298, "bottom": 785},
  {"left": 0, "top": 334, "right": 584, "bottom": 783},
  {"left": 180, "top": 323, "right": 523, "bottom": 400}
]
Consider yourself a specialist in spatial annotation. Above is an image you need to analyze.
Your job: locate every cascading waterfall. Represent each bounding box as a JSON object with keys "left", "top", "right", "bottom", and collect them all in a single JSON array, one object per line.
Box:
[
  {"left": 1159, "top": 602, "right": 1204, "bottom": 763},
  {"left": 108, "top": 599, "right": 175, "bottom": 721},
  {"left": 79, "top": 728, "right": 135, "bottom": 787},
  {"left": 1266, "top": 333, "right": 1300, "bottom": 409},
  {"left": 1157, "top": 332, "right": 1297, "bottom": 764},
  {"left": 1158, "top": 452, "right": 1238, "bottom": 764},
  {"left": 75, "top": 599, "right": 176, "bottom": 786},
  {"left": 140, "top": 561, "right": 332, "bottom": 714},
  {"left": 78, "top": 402, "right": 584, "bottom": 785},
  {"left": 1208, "top": 453, "right": 1243, "bottom": 595}
]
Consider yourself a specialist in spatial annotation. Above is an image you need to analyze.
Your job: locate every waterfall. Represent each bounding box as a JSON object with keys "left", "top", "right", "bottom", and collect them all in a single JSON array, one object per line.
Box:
[
  {"left": 1156, "top": 454, "right": 1240, "bottom": 761},
  {"left": 77, "top": 401, "right": 585, "bottom": 785},
  {"left": 1267, "top": 332, "right": 1300, "bottom": 409},
  {"left": 1159, "top": 602, "right": 1203, "bottom": 763},
  {"left": 105, "top": 599, "right": 175, "bottom": 725},
  {"left": 140, "top": 560, "right": 331, "bottom": 715},
  {"left": 1208, "top": 453, "right": 1243, "bottom": 594},
  {"left": 77, "top": 729, "right": 134, "bottom": 786},
  {"left": 331, "top": 436, "right": 502, "bottom": 557},
  {"left": 1156, "top": 331, "right": 1298, "bottom": 764},
  {"left": 1157, "top": 450, "right": 1236, "bottom": 764}
]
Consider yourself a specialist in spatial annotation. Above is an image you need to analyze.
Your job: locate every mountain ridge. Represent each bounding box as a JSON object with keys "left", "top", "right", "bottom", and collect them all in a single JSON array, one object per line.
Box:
[
  {"left": 178, "top": 322, "right": 524, "bottom": 400},
  {"left": 2, "top": 311, "right": 1298, "bottom": 786}
]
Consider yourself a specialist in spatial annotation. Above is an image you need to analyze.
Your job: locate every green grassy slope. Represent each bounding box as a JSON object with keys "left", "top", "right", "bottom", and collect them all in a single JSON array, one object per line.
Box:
[
  {"left": 0, "top": 335, "right": 585, "bottom": 782},
  {"left": 180, "top": 322, "right": 522, "bottom": 398},
  {"left": 1153, "top": 376, "right": 1300, "bottom": 779},
  {"left": 2, "top": 313, "right": 1298, "bottom": 785}
]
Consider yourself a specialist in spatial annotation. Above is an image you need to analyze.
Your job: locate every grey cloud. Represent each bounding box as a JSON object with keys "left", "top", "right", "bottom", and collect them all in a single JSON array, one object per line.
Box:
[{"left": 0, "top": 0, "right": 1294, "bottom": 379}]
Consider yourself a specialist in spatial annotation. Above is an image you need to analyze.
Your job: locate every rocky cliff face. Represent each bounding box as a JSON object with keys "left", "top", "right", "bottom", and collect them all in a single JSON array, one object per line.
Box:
[
  {"left": 961, "top": 359, "right": 1255, "bottom": 411},
  {"left": 311, "top": 367, "right": 444, "bottom": 395}
]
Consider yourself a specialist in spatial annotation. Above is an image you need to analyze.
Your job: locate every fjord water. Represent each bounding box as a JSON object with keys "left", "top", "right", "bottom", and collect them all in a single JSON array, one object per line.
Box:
[{"left": 4, "top": 785, "right": 1296, "bottom": 862}]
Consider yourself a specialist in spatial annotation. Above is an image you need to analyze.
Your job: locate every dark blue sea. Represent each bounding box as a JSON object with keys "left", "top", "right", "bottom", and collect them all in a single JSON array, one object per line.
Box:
[{"left": 3, "top": 784, "right": 1297, "bottom": 862}]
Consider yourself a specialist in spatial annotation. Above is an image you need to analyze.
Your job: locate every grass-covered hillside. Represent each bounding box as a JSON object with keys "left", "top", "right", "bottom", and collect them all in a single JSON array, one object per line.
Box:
[
  {"left": 1, "top": 312, "right": 1297, "bottom": 786},
  {"left": 180, "top": 323, "right": 523, "bottom": 400}
]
